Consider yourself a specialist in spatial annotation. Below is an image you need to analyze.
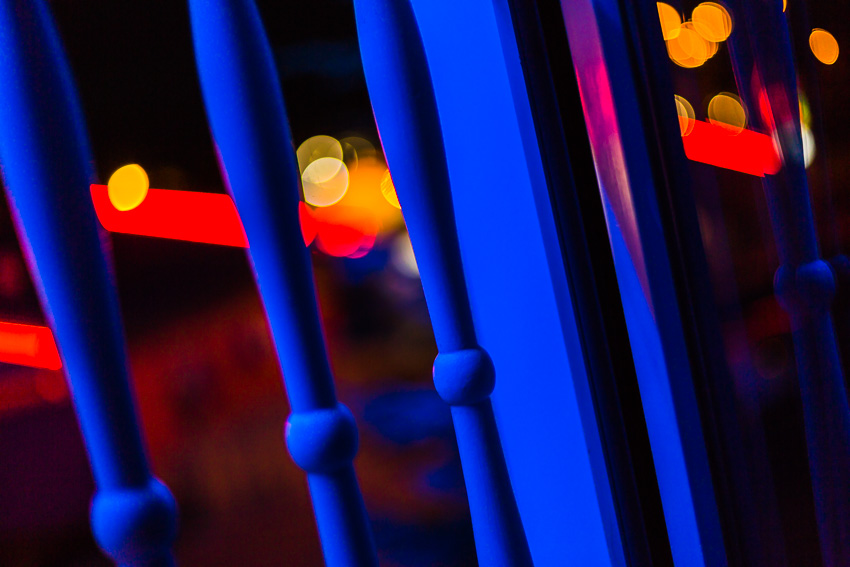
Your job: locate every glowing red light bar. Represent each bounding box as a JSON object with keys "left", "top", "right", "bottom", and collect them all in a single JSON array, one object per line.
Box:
[
  {"left": 0, "top": 322, "right": 62, "bottom": 370},
  {"left": 91, "top": 185, "right": 249, "bottom": 247},
  {"left": 682, "top": 120, "right": 781, "bottom": 177}
]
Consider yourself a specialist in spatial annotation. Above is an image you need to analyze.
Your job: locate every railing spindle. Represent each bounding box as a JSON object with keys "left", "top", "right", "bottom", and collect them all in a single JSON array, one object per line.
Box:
[
  {"left": 187, "top": 1, "right": 378, "bottom": 565},
  {"left": 725, "top": 1, "right": 850, "bottom": 564},
  {"left": 353, "top": 1, "right": 534, "bottom": 565},
  {"left": 0, "top": 1, "right": 177, "bottom": 566}
]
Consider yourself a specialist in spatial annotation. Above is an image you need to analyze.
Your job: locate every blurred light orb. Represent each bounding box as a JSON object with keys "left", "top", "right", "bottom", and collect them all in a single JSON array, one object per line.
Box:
[
  {"left": 313, "top": 205, "right": 379, "bottom": 258},
  {"left": 297, "top": 135, "right": 343, "bottom": 175},
  {"left": 302, "top": 157, "right": 350, "bottom": 207},
  {"left": 657, "top": 3, "right": 682, "bottom": 40},
  {"left": 381, "top": 170, "right": 401, "bottom": 209},
  {"left": 799, "top": 91, "right": 812, "bottom": 126},
  {"left": 692, "top": 3, "right": 732, "bottom": 43},
  {"left": 299, "top": 201, "right": 318, "bottom": 246},
  {"left": 810, "top": 29, "right": 839, "bottom": 65},
  {"left": 675, "top": 95, "right": 696, "bottom": 136},
  {"left": 108, "top": 164, "right": 149, "bottom": 211},
  {"left": 35, "top": 373, "right": 68, "bottom": 403},
  {"left": 335, "top": 156, "right": 405, "bottom": 233},
  {"left": 667, "top": 23, "right": 716, "bottom": 68},
  {"left": 801, "top": 124, "right": 816, "bottom": 168},
  {"left": 708, "top": 92, "right": 747, "bottom": 133},
  {"left": 340, "top": 136, "right": 377, "bottom": 171},
  {"left": 392, "top": 232, "right": 419, "bottom": 278}
]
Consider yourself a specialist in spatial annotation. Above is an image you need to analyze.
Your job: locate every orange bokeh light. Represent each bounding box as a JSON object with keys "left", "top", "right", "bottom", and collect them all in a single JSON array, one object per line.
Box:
[
  {"left": 657, "top": 3, "right": 682, "bottom": 40},
  {"left": 333, "top": 156, "right": 404, "bottom": 231},
  {"left": 667, "top": 22, "right": 717, "bottom": 68},
  {"left": 810, "top": 28, "right": 839, "bottom": 65},
  {"left": 298, "top": 155, "right": 405, "bottom": 258},
  {"left": 692, "top": 3, "right": 732, "bottom": 43}
]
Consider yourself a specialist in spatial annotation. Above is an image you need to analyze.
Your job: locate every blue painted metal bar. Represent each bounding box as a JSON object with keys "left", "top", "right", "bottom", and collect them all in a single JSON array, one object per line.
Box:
[
  {"left": 0, "top": 1, "right": 177, "bottom": 566},
  {"left": 186, "top": 1, "right": 377, "bottom": 565},
  {"left": 725, "top": 1, "right": 850, "bottom": 564},
  {"left": 353, "top": 1, "right": 533, "bottom": 565},
  {"left": 500, "top": 0, "right": 673, "bottom": 562},
  {"left": 407, "top": 0, "right": 626, "bottom": 563}
]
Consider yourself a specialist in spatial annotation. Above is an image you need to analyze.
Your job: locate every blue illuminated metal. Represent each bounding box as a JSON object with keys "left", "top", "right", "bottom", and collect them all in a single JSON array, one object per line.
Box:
[
  {"left": 354, "top": 0, "right": 533, "bottom": 564},
  {"left": 0, "top": 1, "right": 177, "bottom": 566},
  {"left": 187, "top": 1, "right": 378, "bottom": 565}
]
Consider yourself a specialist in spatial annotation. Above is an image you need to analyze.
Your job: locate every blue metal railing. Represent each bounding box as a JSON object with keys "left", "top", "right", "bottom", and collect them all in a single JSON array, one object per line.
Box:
[
  {"left": 186, "top": 1, "right": 378, "bottom": 565},
  {"left": 13, "top": 0, "right": 845, "bottom": 565},
  {"left": 0, "top": 1, "right": 177, "bottom": 566},
  {"left": 353, "top": 0, "right": 534, "bottom": 564}
]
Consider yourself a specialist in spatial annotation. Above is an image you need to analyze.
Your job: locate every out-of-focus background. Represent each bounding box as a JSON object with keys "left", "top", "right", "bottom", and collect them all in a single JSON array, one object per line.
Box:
[
  {"left": 0, "top": 1, "right": 477, "bottom": 565},
  {"left": 661, "top": 1, "right": 849, "bottom": 563}
]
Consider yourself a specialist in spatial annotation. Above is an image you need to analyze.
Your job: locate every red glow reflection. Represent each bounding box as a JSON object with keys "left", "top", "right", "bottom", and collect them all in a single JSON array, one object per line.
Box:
[
  {"left": 0, "top": 322, "right": 62, "bottom": 370},
  {"left": 681, "top": 120, "right": 780, "bottom": 176},
  {"left": 91, "top": 184, "right": 249, "bottom": 247}
]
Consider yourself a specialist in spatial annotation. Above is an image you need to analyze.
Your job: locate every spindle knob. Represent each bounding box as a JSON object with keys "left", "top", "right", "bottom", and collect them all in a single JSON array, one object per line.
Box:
[
  {"left": 286, "top": 403, "right": 360, "bottom": 473},
  {"left": 90, "top": 478, "right": 177, "bottom": 566},
  {"left": 433, "top": 348, "right": 496, "bottom": 406},
  {"left": 774, "top": 260, "right": 836, "bottom": 317}
]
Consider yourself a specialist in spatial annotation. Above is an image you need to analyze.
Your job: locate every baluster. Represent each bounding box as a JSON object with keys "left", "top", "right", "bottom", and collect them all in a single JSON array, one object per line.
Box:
[
  {"left": 725, "top": 1, "right": 850, "bottom": 564},
  {"left": 0, "top": 1, "right": 177, "bottom": 566},
  {"left": 353, "top": 1, "right": 534, "bottom": 565},
  {"left": 186, "top": 1, "right": 378, "bottom": 565}
]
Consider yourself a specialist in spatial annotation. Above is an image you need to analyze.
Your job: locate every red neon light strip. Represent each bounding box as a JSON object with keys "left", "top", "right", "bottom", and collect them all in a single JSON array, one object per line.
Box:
[
  {"left": 682, "top": 120, "right": 781, "bottom": 177},
  {"left": 91, "top": 185, "right": 249, "bottom": 247},
  {"left": 0, "top": 322, "right": 61, "bottom": 370}
]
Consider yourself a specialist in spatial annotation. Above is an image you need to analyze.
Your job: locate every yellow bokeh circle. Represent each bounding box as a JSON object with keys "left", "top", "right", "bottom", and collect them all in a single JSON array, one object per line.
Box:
[
  {"left": 675, "top": 95, "right": 696, "bottom": 136},
  {"left": 302, "top": 157, "right": 350, "bottom": 207},
  {"left": 340, "top": 136, "right": 377, "bottom": 172},
  {"left": 296, "top": 135, "right": 344, "bottom": 175},
  {"left": 108, "top": 164, "right": 149, "bottom": 211},
  {"left": 380, "top": 170, "right": 400, "bottom": 209},
  {"left": 708, "top": 92, "right": 747, "bottom": 133}
]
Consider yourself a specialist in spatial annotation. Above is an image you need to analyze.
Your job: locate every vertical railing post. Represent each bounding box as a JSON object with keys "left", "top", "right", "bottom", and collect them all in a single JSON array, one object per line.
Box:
[
  {"left": 726, "top": 1, "right": 850, "bottom": 564},
  {"left": 187, "top": 1, "right": 378, "bottom": 566},
  {"left": 0, "top": 1, "right": 177, "bottom": 566},
  {"left": 353, "top": 1, "right": 534, "bottom": 565}
]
